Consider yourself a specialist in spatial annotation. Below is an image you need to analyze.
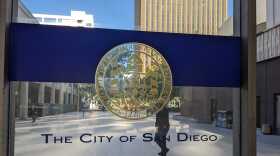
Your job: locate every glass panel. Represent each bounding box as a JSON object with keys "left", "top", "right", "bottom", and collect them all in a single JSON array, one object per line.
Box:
[{"left": 12, "top": 0, "right": 240, "bottom": 156}]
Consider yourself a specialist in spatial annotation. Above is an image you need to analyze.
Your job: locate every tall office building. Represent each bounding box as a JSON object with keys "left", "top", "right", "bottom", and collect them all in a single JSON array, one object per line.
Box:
[{"left": 135, "top": 0, "right": 228, "bottom": 35}]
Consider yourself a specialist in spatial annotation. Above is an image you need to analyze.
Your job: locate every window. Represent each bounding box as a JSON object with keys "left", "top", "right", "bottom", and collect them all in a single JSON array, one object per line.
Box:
[
  {"left": 36, "top": 17, "right": 42, "bottom": 22},
  {"left": 44, "top": 18, "right": 56, "bottom": 23},
  {"left": 57, "top": 18, "right": 63, "bottom": 23}
]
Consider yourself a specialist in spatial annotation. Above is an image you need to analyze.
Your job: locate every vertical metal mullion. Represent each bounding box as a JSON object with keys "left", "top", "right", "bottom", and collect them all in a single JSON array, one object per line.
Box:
[
  {"left": 234, "top": 0, "right": 257, "bottom": 156},
  {"left": 8, "top": 1, "right": 18, "bottom": 156},
  {"left": 233, "top": 0, "right": 241, "bottom": 155},
  {"left": 0, "top": 0, "right": 15, "bottom": 156}
]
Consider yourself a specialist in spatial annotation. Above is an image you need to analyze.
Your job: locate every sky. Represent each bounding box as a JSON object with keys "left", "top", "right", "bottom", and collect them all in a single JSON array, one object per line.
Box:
[
  {"left": 22, "top": 0, "right": 135, "bottom": 29},
  {"left": 22, "top": 0, "right": 233, "bottom": 30}
]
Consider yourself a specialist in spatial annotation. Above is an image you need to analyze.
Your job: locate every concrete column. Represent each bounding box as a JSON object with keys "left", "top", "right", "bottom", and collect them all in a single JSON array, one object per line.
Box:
[
  {"left": 38, "top": 84, "right": 47, "bottom": 116},
  {"left": 59, "top": 86, "right": 64, "bottom": 113},
  {"left": 71, "top": 84, "right": 74, "bottom": 105},
  {"left": 38, "top": 84, "right": 45, "bottom": 104},
  {"left": 59, "top": 86, "right": 64, "bottom": 105},
  {"left": 76, "top": 85, "right": 80, "bottom": 112},
  {"left": 50, "top": 86, "right": 55, "bottom": 104},
  {"left": 64, "top": 91, "right": 69, "bottom": 104},
  {"left": 19, "top": 82, "right": 29, "bottom": 120}
]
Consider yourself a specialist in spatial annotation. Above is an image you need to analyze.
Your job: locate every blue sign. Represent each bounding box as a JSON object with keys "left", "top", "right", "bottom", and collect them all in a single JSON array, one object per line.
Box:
[{"left": 9, "top": 23, "right": 240, "bottom": 87}]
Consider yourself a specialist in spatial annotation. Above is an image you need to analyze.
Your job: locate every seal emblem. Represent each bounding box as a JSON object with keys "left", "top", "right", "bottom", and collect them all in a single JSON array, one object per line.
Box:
[{"left": 95, "top": 43, "right": 172, "bottom": 119}]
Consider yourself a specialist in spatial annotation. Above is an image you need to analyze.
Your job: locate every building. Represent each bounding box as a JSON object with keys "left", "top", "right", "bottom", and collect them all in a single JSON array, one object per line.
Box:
[
  {"left": 135, "top": 0, "right": 228, "bottom": 35},
  {"left": 257, "top": 0, "right": 266, "bottom": 25},
  {"left": 214, "top": 0, "right": 280, "bottom": 134},
  {"left": 266, "top": 0, "right": 280, "bottom": 29},
  {"left": 257, "top": 26, "right": 280, "bottom": 134},
  {"left": 256, "top": 0, "right": 267, "bottom": 33},
  {"left": 33, "top": 10, "right": 94, "bottom": 28},
  {"left": 256, "top": 0, "right": 280, "bottom": 134},
  {"left": 218, "top": 16, "right": 233, "bottom": 36},
  {"left": 218, "top": 0, "right": 267, "bottom": 35},
  {"left": 16, "top": 0, "right": 38, "bottom": 24},
  {"left": 135, "top": 0, "right": 280, "bottom": 128}
]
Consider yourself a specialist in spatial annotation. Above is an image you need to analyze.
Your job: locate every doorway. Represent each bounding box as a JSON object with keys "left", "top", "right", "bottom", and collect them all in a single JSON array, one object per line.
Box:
[
  {"left": 256, "top": 96, "right": 261, "bottom": 128},
  {"left": 274, "top": 94, "right": 280, "bottom": 134}
]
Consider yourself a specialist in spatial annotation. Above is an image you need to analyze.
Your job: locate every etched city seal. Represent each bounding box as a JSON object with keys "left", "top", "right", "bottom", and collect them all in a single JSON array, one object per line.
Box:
[{"left": 95, "top": 43, "right": 172, "bottom": 119}]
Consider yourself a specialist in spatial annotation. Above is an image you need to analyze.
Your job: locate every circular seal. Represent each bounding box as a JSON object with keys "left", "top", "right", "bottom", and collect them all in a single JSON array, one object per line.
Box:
[{"left": 95, "top": 43, "right": 172, "bottom": 120}]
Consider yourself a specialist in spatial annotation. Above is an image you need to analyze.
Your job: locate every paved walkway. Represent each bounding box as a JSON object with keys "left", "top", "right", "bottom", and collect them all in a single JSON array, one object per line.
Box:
[
  {"left": 174, "top": 115, "right": 280, "bottom": 156},
  {"left": 15, "top": 112, "right": 280, "bottom": 156}
]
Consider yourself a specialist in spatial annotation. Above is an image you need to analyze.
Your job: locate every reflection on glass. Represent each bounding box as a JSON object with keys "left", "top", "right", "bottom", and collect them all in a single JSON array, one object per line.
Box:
[
  {"left": 95, "top": 43, "right": 172, "bottom": 119},
  {"left": 18, "top": 0, "right": 234, "bottom": 36},
  {"left": 136, "top": 0, "right": 228, "bottom": 35},
  {"left": 12, "top": 82, "right": 238, "bottom": 156},
  {"left": 11, "top": 1, "right": 243, "bottom": 156}
]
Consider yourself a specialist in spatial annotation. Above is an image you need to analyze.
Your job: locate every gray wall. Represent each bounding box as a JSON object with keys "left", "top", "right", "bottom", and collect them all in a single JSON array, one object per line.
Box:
[
  {"left": 179, "top": 87, "right": 234, "bottom": 123},
  {"left": 257, "top": 56, "right": 280, "bottom": 133}
]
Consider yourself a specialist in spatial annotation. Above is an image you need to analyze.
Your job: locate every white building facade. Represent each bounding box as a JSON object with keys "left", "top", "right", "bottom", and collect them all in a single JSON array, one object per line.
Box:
[{"left": 33, "top": 10, "right": 94, "bottom": 28}]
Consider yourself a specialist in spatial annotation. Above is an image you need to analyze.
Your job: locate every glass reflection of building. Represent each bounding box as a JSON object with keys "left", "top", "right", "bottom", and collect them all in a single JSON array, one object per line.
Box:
[
  {"left": 135, "top": 0, "right": 236, "bottom": 123},
  {"left": 135, "top": 0, "right": 228, "bottom": 35},
  {"left": 11, "top": 1, "right": 93, "bottom": 120}
]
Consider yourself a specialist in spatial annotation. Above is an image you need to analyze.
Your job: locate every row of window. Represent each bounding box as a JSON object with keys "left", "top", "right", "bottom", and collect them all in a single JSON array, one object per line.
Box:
[
  {"left": 257, "top": 26, "right": 280, "bottom": 62},
  {"left": 36, "top": 17, "right": 92, "bottom": 27}
]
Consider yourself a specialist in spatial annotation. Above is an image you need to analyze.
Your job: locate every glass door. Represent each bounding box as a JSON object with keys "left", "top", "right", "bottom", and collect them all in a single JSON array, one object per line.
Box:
[{"left": 10, "top": 1, "right": 242, "bottom": 156}]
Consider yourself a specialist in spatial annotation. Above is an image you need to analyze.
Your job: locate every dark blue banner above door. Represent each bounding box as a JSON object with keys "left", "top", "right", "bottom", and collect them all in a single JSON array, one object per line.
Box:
[{"left": 9, "top": 23, "right": 240, "bottom": 87}]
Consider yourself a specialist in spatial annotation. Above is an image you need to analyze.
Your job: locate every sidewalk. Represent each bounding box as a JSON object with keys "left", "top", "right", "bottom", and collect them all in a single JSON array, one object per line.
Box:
[
  {"left": 15, "top": 112, "right": 89, "bottom": 128},
  {"left": 14, "top": 112, "right": 280, "bottom": 156},
  {"left": 173, "top": 114, "right": 280, "bottom": 156}
]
